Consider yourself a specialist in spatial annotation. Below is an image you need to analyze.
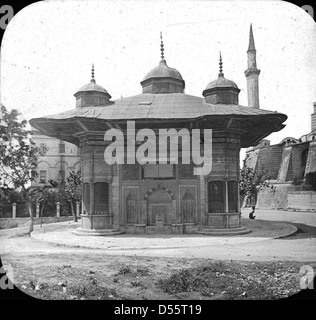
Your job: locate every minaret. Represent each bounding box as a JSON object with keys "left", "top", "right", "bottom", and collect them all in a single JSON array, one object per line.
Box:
[{"left": 245, "top": 24, "right": 260, "bottom": 109}]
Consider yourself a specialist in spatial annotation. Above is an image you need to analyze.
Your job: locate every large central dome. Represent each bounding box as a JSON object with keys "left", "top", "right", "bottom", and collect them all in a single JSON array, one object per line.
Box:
[
  {"left": 142, "top": 59, "right": 184, "bottom": 82},
  {"left": 140, "top": 34, "right": 185, "bottom": 94}
]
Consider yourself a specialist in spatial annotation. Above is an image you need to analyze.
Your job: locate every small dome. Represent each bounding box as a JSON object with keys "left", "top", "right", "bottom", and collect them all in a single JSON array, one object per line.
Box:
[
  {"left": 74, "top": 64, "right": 111, "bottom": 98},
  {"left": 142, "top": 59, "right": 184, "bottom": 82},
  {"left": 202, "top": 73, "right": 240, "bottom": 105},
  {"left": 74, "top": 65, "right": 112, "bottom": 107},
  {"left": 205, "top": 74, "right": 239, "bottom": 90},
  {"left": 76, "top": 80, "right": 110, "bottom": 95},
  {"left": 202, "top": 53, "right": 240, "bottom": 105}
]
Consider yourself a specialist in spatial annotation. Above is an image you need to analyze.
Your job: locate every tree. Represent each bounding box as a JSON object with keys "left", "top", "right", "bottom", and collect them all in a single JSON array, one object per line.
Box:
[
  {"left": 239, "top": 157, "right": 274, "bottom": 218},
  {"left": 65, "top": 170, "right": 82, "bottom": 222},
  {"left": 36, "top": 184, "right": 57, "bottom": 226},
  {"left": 0, "top": 105, "right": 47, "bottom": 233},
  {"left": 48, "top": 170, "right": 82, "bottom": 222}
]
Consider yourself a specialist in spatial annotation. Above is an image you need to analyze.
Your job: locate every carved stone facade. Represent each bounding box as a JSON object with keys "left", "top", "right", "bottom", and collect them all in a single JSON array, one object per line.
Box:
[{"left": 73, "top": 129, "right": 246, "bottom": 234}]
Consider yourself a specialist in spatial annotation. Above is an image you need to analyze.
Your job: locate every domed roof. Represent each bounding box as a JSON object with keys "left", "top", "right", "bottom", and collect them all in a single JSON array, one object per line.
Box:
[
  {"left": 205, "top": 73, "right": 239, "bottom": 90},
  {"left": 74, "top": 65, "right": 111, "bottom": 99},
  {"left": 202, "top": 53, "right": 240, "bottom": 105},
  {"left": 142, "top": 59, "right": 183, "bottom": 82},
  {"left": 205, "top": 53, "right": 239, "bottom": 90},
  {"left": 140, "top": 33, "right": 185, "bottom": 94},
  {"left": 76, "top": 80, "right": 110, "bottom": 95}
]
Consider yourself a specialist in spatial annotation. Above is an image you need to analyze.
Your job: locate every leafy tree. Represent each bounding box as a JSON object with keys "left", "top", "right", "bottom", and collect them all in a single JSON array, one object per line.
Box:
[
  {"left": 36, "top": 184, "right": 58, "bottom": 226},
  {"left": 0, "top": 105, "right": 47, "bottom": 233},
  {"left": 65, "top": 170, "right": 82, "bottom": 222},
  {"left": 48, "top": 171, "right": 82, "bottom": 222},
  {"left": 239, "top": 157, "right": 274, "bottom": 218}
]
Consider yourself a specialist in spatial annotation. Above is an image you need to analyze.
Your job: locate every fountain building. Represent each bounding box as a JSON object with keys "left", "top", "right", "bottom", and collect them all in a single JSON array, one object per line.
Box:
[{"left": 30, "top": 26, "right": 287, "bottom": 235}]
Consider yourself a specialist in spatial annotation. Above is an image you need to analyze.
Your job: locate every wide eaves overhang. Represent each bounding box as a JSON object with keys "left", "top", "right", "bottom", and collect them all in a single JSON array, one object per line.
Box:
[{"left": 30, "top": 93, "right": 287, "bottom": 148}]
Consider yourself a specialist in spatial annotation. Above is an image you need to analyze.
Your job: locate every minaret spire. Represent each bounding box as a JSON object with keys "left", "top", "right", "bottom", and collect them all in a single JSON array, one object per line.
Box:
[
  {"left": 219, "top": 51, "right": 224, "bottom": 77},
  {"left": 245, "top": 24, "right": 260, "bottom": 109},
  {"left": 160, "top": 32, "right": 165, "bottom": 60},
  {"left": 91, "top": 63, "right": 95, "bottom": 83},
  {"left": 248, "top": 23, "right": 256, "bottom": 52}
]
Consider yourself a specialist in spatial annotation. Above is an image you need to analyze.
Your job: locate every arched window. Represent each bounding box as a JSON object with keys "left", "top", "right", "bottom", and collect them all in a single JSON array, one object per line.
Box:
[
  {"left": 182, "top": 190, "right": 194, "bottom": 223},
  {"left": 208, "top": 180, "right": 224, "bottom": 213}
]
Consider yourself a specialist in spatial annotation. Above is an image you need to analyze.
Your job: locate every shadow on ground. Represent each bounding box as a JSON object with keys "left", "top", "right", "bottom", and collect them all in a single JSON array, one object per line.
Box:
[{"left": 278, "top": 223, "right": 316, "bottom": 240}]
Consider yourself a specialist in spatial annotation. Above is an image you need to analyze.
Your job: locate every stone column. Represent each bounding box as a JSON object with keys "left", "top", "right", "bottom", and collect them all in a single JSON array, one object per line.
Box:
[
  {"left": 141, "top": 200, "right": 147, "bottom": 224},
  {"left": 56, "top": 202, "right": 60, "bottom": 217},
  {"left": 88, "top": 146, "right": 95, "bottom": 216},
  {"left": 12, "top": 203, "right": 16, "bottom": 219},
  {"left": 199, "top": 175, "right": 206, "bottom": 225},
  {"left": 89, "top": 179, "right": 94, "bottom": 216},
  {"left": 80, "top": 143, "right": 84, "bottom": 216},
  {"left": 224, "top": 181, "right": 229, "bottom": 213},
  {"left": 111, "top": 163, "right": 120, "bottom": 228},
  {"left": 76, "top": 201, "right": 80, "bottom": 217},
  {"left": 171, "top": 200, "right": 177, "bottom": 222},
  {"left": 237, "top": 183, "right": 241, "bottom": 213},
  {"left": 36, "top": 202, "right": 40, "bottom": 218}
]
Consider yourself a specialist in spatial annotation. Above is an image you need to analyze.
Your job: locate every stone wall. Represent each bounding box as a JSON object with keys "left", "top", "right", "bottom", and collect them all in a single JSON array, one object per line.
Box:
[
  {"left": 287, "top": 143, "right": 309, "bottom": 181},
  {"left": 0, "top": 216, "right": 74, "bottom": 229},
  {"left": 256, "top": 183, "right": 302, "bottom": 209},
  {"left": 287, "top": 191, "right": 316, "bottom": 211},
  {"left": 256, "top": 145, "right": 283, "bottom": 180}
]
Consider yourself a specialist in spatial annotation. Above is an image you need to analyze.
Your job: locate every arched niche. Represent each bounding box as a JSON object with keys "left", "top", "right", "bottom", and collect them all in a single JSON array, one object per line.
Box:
[
  {"left": 141, "top": 185, "right": 176, "bottom": 226},
  {"left": 181, "top": 190, "right": 195, "bottom": 223},
  {"left": 126, "top": 192, "right": 137, "bottom": 223}
]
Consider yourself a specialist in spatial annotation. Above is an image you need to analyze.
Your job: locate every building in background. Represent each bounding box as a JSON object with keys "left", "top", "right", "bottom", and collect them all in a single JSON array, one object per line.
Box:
[
  {"left": 245, "top": 102, "right": 316, "bottom": 210},
  {"left": 30, "top": 128, "right": 81, "bottom": 186}
]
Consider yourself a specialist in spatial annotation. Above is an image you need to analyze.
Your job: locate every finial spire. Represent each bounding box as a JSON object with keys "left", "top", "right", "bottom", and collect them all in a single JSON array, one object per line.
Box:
[
  {"left": 160, "top": 32, "right": 165, "bottom": 60},
  {"left": 248, "top": 23, "right": 256, "bottom": 52},
  {"left": 219, "top": 51, "right": 224, "bottom": 77},
  {"left": 91, "top": 63, "right": 95, "bottom": 83}
]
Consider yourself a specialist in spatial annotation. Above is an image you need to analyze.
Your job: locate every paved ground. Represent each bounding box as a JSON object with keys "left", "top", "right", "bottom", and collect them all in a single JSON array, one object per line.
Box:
[
  {"left": 1, "top": 208, "right": 315, "bottom": 262},
  {"left": 249, "top": 208, "right": 316, "bottom": 227}
]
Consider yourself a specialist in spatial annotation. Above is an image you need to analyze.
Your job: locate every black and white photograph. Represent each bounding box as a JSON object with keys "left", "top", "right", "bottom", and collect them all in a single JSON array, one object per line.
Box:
[{"left": 0, "top": 0, "right": 315, "bottom": 304}]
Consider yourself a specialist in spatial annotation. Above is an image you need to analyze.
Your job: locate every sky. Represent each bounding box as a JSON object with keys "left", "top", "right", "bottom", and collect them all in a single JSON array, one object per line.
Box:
[{"left": 0, "top": 0, "right": 316, "bottom": 156}]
